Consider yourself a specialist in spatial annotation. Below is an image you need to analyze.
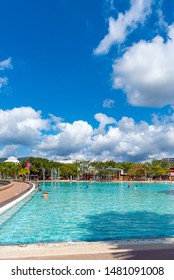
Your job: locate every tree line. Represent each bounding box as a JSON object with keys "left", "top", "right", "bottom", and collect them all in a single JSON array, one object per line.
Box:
[{"left": 0, "top": 157, "right": 172, "bottom": 181}]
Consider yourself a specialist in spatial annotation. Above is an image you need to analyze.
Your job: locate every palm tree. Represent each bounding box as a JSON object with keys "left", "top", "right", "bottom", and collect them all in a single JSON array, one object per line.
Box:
[{"left": 18, "top": 167, "right": 30, "bottom": 181}]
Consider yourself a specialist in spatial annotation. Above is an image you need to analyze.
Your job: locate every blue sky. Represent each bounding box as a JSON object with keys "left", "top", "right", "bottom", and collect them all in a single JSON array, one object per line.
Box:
[{"left": 1, "top": 0, "right": 174, "bottom": 162}]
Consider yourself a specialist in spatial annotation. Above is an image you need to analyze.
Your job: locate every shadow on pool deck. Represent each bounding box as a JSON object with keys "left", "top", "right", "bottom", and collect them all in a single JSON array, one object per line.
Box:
[
  {"left": 20, "top": 248, "right": 174, "bottom": 260},
  {"left": 109, "top": 248, "right": 174, "bottom": 260}
]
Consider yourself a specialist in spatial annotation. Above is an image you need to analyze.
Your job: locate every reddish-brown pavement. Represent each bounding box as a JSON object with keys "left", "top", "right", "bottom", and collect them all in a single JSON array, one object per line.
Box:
[{"left": 0, "top": 181, "right": 31, "bottom": 206}]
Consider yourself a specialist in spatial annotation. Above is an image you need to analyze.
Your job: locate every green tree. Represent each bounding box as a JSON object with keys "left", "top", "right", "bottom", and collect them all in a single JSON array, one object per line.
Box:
[{"left": 127, "top": 163, "right": 145, "bottom": 179}]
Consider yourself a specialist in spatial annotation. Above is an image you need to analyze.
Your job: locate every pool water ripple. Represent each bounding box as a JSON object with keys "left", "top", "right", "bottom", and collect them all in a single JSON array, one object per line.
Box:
[{"left": 0, "top": 182, "right": 174, "bottom": 245}]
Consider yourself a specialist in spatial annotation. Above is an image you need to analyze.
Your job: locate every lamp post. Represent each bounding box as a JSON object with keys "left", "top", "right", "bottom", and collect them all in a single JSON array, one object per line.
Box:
[
  {"left": 57, "top": 166, "right": 60, "bottom": 181},
  {"left": 42, "top": 167, "right": 45, "bottom": 189},
  {"left": 51, "top": 167, "right": 57, "bottom": 185},
  {"left": 42, "top": 167, "right": 45, "bottom": 181}
]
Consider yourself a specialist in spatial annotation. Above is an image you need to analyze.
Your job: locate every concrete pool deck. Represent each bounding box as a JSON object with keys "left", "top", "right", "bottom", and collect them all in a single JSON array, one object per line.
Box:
[{"left": 1, "top": 239, "right": 174, "bottom": 260}]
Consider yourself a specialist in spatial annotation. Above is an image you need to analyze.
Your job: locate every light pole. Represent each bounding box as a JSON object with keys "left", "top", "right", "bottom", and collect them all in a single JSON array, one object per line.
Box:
[
  {"left": 42, "top": 167, "right": 45, "bottom": 189},
  {"left": 42, "top": 167, "right": 45, "bottom": 181},
  {"left": 57, "top": 166, "right": 60, "bottom": 181}
]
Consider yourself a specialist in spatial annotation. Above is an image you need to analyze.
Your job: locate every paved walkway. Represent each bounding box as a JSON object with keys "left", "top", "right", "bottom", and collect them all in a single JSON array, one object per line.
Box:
[
  {"left": 1, "top": 240, "right": 174, "bottom": 260},
  {"left": 0, "top": 181, "right": 31, "bottom": 207},
  {"left": 20, "top": 249, "right": 174, "bottom": 260}
]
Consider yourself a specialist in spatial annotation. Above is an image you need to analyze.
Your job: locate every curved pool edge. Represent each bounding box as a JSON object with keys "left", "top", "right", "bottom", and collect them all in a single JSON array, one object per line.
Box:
[{"left": 0, "top": 183, "right": 36, "bottom": 215}]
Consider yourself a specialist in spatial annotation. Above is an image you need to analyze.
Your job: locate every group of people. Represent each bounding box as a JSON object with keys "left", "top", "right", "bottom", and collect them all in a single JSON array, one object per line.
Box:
[{"left": 128, "top": 184, "right": 138, "bottom": 189}]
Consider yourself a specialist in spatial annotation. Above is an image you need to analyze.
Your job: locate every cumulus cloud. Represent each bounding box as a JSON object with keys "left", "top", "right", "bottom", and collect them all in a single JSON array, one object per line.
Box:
[
  {"left": 85, "top": 114, "right": 174, "bottom": 162},
  {"left": 94, "top": 113, "right": 116, "bottom": 135},
  {"left": 0, "top": 107, "right": 49, "bottom": 145},
  {"left": 37, "top": 120, "right": 93, "bottom": 156},
  {"left": 113, "top": 24, "right": 174, "bottom": 107},
  {"left": 94, "top": 0, "right": 153, "bottom": 55},
  {"left": 103, "top": 98, "right": 115, "bottom": 108},
  {"left": 36, "top": 111, "right": 174, "bottom": 162},
  {"left": 36, "top": 112, "right": 174, "bottom": 161},
  {"left": 2, "top": 107, "right": 174, "bottom": 162}
]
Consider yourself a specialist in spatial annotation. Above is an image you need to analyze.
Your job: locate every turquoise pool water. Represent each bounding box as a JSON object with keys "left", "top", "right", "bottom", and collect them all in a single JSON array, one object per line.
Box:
[{"left": 0, "top": 181, "right": 174, "bottom": 245}]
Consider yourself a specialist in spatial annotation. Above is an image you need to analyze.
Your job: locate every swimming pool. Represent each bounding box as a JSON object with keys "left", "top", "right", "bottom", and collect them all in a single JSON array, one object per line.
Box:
[{"left": 0, "top": 181, "right": 174, "bottom": 245}]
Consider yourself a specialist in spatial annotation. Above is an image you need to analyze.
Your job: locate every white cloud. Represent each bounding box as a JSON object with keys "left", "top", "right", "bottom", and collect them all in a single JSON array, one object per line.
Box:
[
  {"left": 2, "top": 107, "right": 174, "bottom": 162},
  {"left": 157, "top": 8, "right": 168, "bottom": 30},
  {"left": 103, "top": 98, "right": 115, "bottom": 108},
  {"left": 0, "top": 57, "right": 12, "bottom": 92},
  {"left": 94, "top": 0, "right": 153, "bottom": 55},
  {"left": 156, "top": 0, "right": 168, "bottom": 30},
  {"left": 0, "top": 145, "right": 19, "bottom": 158},
  {"left": 0, "top": 107, "right": 49, "bottom": 146},
  {"left": 37, "top": 120, "right": 93, "bottom": 156},
  {"left": 113, "top": 24, "right": 174, "bottom": 107},
  {"left": 36, "top": 111, "right": 174, "bottom": 162},
  {"left": 94, "top": 113, "right": 116, "bottom": 135},
  {"left": 88, "top": 114, "right": 174, "bottom": 161},
  {"left": 49, "top": 113, "right": 63, "bottom": 130},
  {"left": 0, "top": 57, "right": 12, "bottom": 71},
  {"left": 0, "top": 77, "right": 8, "bottom": 89},
  {"left": 105, "top": 0, "right": 115, "bottom": 11}
]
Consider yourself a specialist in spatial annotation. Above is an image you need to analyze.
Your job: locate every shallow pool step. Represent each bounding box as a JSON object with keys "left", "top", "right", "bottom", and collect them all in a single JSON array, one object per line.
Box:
[{"left": 0, "top": 190, "right": 37, "bottom": 227}]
